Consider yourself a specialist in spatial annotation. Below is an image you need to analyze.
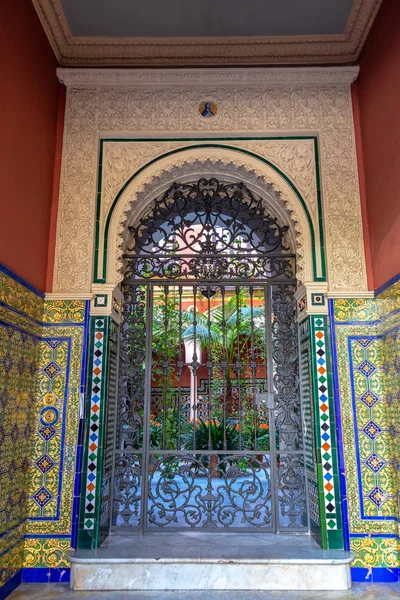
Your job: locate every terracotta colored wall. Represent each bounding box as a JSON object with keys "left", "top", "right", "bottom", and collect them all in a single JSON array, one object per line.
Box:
[
  {"left": 0, "top": 1, "right": 60, "bottom": 292},
  {"left": 355, "top": 0, "right": 400, "bottom": 290}
]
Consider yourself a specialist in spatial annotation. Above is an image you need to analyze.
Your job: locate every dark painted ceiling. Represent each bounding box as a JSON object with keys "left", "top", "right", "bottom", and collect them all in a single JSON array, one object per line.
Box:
[{"left": 59, "top": 0, "right": 354, "bottom": 38}]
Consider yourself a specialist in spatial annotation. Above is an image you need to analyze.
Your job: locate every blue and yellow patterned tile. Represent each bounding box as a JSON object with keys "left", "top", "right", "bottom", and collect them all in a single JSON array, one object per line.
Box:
[
  {"left": 351, "top": 536, "right": 399, "bottom": 569},
  {"left": 332, "top": 301, "right": 399, "bottom": 543},
  {"left": 42, "top": 300, "right": 86, "bottom": 325},
  {"left": 0, "top": 270, "right": 43, "bottom": 321},
  {"left": 334, "top": 298, "right": 379, "bottom": 323},
  {"left": 0, "top": 271, "right": 91, "bottom": 588},
  {"left": 25, "top": 325, "right": 85, "bottom": 543},
  {"left": 23, "top": 538, "right": 71, "bottom": 569},
  {"left": 0, "top": 539, "right": 25, "bottom": 592}
]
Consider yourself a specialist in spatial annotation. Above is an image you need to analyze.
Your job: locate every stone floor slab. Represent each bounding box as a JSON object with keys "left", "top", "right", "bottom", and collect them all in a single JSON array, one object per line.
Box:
[{"left": 8, "top": 582, "right": 400, "bottom": 599}]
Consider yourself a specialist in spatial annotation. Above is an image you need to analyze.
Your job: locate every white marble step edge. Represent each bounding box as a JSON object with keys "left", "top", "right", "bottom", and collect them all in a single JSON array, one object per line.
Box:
[{"left": 70, "top": 555, "right": 353, "bottom": 591}]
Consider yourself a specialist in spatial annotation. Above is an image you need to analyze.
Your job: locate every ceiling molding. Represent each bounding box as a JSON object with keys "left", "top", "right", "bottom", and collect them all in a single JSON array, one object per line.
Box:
[
  {"left": 56, "top": 66, "right": 360, "bottom": 88},
  {"left": 33, "top": 0, "right": 382, "bottom": 67}
]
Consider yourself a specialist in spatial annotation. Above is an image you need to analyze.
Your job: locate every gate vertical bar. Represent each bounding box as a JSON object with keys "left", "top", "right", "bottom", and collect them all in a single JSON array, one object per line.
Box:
[
  {"left": 236, "top": 285, "right": 243, "bottom": 449},
  {"left": 139, "top": 284, "right": 153, "bottom": 533},
  {"left": 264, "top": 283, "right": 279, "bottom": 534},
  {"left": 108, "top": 321, "right": 121, "bottom": 535}
]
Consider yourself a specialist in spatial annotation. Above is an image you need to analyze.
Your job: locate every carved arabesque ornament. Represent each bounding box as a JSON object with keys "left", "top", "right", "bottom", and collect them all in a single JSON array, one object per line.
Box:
[
  {"left": 53, "top": 68, "right": 367, "bottom": 294},
  {"left": 105, "top": 151, "right": 311, "bottom": 287},
  {"left": 100, "top": 138, "right": 318, "bottom": 230}
]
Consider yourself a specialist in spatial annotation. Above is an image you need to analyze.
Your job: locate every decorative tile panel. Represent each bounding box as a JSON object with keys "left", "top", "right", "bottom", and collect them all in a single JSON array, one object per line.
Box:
[
  {"left": 349, "top": 337, "right": 397, "bottom": 519},
  {"left": 0, "top": 266, "right": 43, "bottom": 593},
  {"left": 0, "top": 276, "right": 88, "bottom": 581},
  {"left": 83, "top": 317, "right": 106, "bottom": 530},
  {"left": 100, "top": 320, "right": 118, "bottom": 535},
  {"left": 27, "top": 339, "right": 70, "bottom": 520},
  {"left": 331, "top": 280, "right": 400, "bottom": 574},
  {"left": 333, "top": 298, "right": 378, "bottom": 323},
  {"left": 24, "top": 317, "right": 87, "bottom": 541},
  {"left": 312, "top": 316, "right": 338, "bottom": 531}
]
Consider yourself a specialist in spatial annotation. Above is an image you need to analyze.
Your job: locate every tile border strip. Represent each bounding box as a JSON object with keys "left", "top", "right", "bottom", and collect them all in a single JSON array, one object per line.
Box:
[
  {"left": 329, "top": 299, "right": 351, "bottom": 551},
  {"left": 83, "top": 317, "right": 107, "bottom": 530},
  {"left": 311, "top": 315, "right": 338, "bottom": 531}
]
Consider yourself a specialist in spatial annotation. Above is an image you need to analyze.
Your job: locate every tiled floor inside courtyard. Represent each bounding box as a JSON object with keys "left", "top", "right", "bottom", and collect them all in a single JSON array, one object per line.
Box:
[{"left": 8, "top": 584, "right": 400, "bottom": 599}]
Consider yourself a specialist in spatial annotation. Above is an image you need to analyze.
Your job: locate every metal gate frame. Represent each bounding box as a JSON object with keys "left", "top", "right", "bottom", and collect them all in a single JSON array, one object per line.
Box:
[
  {"left": 107, "top": 178, "right": 310, "bottom": 534},
  {"left": 109, "top": 279, "right": 310, "bottom": 534}
]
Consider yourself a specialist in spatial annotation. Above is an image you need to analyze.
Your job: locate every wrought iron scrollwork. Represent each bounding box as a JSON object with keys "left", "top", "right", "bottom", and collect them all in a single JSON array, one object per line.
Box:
[
  {"left": 110, "top": 179, "right": 308, "bottom": 533},
  {"left": 124, "top": 255, "right": 295, "bottom": 282},
  {"left": 270, "top": 284, "right": 307, "bottom": 528},
  {"left": 271, "top": 285, "right": 301, "bottom": 451},
  {"left": 117, "top": 285, "right": 147, "bottom": 450},
  {"left": 128, "top": 179, "right": 289, "bottom": 255},
  {"left": 277, "top": 455, "right": 307, "bottom": 529},
  {"left": 113, "top": 286, "right": 147, "bottom": 526},
  {"left": 114, "top": 455, "right": 142, "bottom": 528},
  {"left": 123, "top": 179, "right": 294, "bottom": 282},
  {"left": 147, "top": 453, "right": 273, "bottom": 529}
]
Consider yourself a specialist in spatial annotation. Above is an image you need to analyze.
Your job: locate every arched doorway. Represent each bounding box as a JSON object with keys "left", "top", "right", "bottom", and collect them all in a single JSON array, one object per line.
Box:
[{"left": 108, "top": 178, "right": 308, "bottom": 533}]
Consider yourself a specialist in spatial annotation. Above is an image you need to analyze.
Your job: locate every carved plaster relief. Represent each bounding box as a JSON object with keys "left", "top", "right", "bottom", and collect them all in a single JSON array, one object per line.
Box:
[
  {"left": 53, "top": 67, "right": 366, "bottom": 294},
  {"left": 101, "top": 139, "right": 317, "bottom": 225},
  {"left": 98, "top": 140, "right": 319, "bottom": 286},
  {"left": 103, "top": 149, "right": 312, "bottom": 287}
]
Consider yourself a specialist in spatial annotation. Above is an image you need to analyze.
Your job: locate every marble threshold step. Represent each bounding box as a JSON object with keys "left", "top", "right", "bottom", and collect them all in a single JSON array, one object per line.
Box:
[{"left": 70, "top": 532, "right": 353, "bottom": 592}]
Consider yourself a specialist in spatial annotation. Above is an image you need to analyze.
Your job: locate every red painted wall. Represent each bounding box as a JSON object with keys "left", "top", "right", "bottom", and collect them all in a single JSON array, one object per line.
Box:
[
  {"left": 0, "top": 1, "right": 61, "bottom": 292},
  {"left": 355, "top": 0, "right": 400, "bottom": 290}
]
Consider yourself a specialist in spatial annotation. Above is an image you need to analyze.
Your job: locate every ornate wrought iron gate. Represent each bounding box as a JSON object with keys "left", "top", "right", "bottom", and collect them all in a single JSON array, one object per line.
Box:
[{"left": 109, "top": 179, "right": 308, "bottom": 532}]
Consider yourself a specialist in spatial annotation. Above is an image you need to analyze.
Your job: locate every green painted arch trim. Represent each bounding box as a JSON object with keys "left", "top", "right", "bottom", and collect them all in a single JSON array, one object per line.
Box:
[{"left": 96, "top": 143, "right": 326, "bottom": 283}]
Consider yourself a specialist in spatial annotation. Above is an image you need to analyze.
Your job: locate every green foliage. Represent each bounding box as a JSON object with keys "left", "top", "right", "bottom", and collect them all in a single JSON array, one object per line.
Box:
[
  {"left": 151, "top": 287, "right": 181, "bottom": 381},
  {"left": 149, "top": 421, "right": 162, "bottom": 448},
  {"left": 182, "top": 289, "right": 266, "bottom": 368},
  {"left": 149, "top": 287, "right": 269, "bottom": 450},
  {"left": 184, "top": 418, "right": 239, "bottom": 451}
]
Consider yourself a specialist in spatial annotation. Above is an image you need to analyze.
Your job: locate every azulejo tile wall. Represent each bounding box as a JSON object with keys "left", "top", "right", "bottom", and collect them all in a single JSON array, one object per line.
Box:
[
  {"left": 330, "top": 275, "right": 400, "bottom": 582},
  {"left": 0, "top": 265, "right": 89, "bottom": 594},
  {"left": 82, "top": 316, "right": 107, "bottom": 534},
  {"left": 0, "top": 266, "right": 43, "bottom": 593}
]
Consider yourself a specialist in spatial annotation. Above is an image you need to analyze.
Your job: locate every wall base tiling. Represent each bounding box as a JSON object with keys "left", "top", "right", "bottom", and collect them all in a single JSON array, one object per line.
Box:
[
  {"left": 0, "top": 571, "right": 22, "bottom": 600},
  {"left": 0, "top": 264, "right": 89, "bottom": 596},
  {"left": 330, "top": 272, "right": 400, "bottom": 581},
  {"left": 21, "top": 567, "right": 70, "bottom": 584},
  {"left": 352, "top": 567, "right": 400, "bottom": 583}
]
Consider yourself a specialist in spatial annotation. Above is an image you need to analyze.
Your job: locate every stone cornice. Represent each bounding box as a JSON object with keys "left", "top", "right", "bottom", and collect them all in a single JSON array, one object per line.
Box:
[
  {"left": 45, "top": 292, "right": 93, "bottom": 300},
  {"left": 57, "top": 66, "right": 360, "bottom": 88},
  {"left": 33, "top": 0, "right": 382, "bottom": 67},
  {"left": 327, "top": 291, "right": 375, "bottom": 299}
]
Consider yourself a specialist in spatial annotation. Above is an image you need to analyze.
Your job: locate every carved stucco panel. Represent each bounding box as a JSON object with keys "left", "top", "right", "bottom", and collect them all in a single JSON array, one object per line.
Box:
[
  {"left": 100, "top": 138, "right": 318, "bottom": 229},
  {"left": 54, "top": 89, "right": 99, "bottom": 292},
  {"left": 105, "top": 150, "right": 312, "bottom": 287},
  {"left": 53, "top": 81, "right": 367, "bottom": 293},
  {"left": 317, "top": 87, "right": 364, "bottom": 290},
  {"left": 232, "top": 140, "right": 317, "bottom": 212},
  {"left": 101, "top": 142, "right": 184, "bottom": 222}
]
